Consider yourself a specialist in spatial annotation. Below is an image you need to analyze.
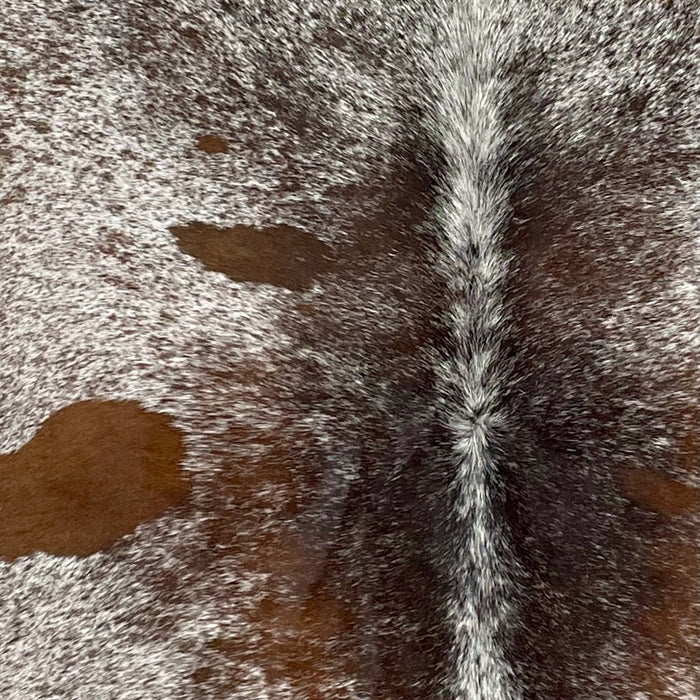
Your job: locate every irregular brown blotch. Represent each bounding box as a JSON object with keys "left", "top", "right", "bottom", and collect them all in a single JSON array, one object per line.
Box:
[
  {"left": 169, "top": 221, "right": 334, "bottom": 291},
  {"left": 633, "top": 539, "right": 698, "bottom": 639},
  {"left": 0, "top": 400, "right": 189, "bottom": 561},
  {"left": 195, "top": 134, "right": 229, "bottom": 154},
  {"left": 620, "top": 467, "right": 700, "bottom": 516}
]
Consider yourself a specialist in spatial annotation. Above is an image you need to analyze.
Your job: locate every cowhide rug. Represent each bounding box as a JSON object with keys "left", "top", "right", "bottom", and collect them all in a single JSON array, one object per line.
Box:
[{"left": 1, "top": 1, "right": 698, "bottom": 698}]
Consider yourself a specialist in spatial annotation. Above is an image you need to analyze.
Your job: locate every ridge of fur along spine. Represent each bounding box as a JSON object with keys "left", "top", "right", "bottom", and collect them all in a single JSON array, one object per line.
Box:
[{"left": 428, "top": 1, "right": 520, "bottom": 698}]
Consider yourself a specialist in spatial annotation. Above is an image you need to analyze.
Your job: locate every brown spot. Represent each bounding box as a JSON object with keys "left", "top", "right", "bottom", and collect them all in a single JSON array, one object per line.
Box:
[
  {"left": 190, "top": 421, "right": 359, "bottom": 694},
  {"left": 169, "top": 221, "right": 334, "bottom": 291},
  {"left": 196, "top": 134, "right": 229, "bottom": 154},
  {"left": 0, "top": 400, "right": 189, "bottom": 561},
  {"left": 191, "top": 666, "right": 214, "bottom": 684},
  {"left": 632, "top": 540, "right": 697, "bottom": 639},
  {"left": 620, "top": 467, "right": 700, "bottom": 516}
]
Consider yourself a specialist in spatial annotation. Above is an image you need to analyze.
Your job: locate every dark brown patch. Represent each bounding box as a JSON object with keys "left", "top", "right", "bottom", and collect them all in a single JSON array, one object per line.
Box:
[
  {"left": 629, "top": 535, "right": 700, "bottom": 699},
  {"left": 196, "top": 134, "right": 228, "bottom": 154},
  {"left": 169, "top": 221, "right": 334, "bottom": 291},
  {"left": 620, "top": 467, "right": 700, "bottom": 516},
  {"left": 627, "top": 463, "right": 700, "bottom": 698},
  {"left": 0, "top": 400, "right": 189, "bottom": 561},
  {"left": 191, "top": 666, "right": 215, "bottom": 685}
]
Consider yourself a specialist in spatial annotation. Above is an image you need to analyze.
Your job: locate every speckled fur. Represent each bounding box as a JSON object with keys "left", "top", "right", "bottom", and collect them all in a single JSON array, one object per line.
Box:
[
  {"left": 429, "top": 1, "right": 520, "bottom": 698},
  {"left": 1, "top": 1, "right": 698, "bottom": 698}
]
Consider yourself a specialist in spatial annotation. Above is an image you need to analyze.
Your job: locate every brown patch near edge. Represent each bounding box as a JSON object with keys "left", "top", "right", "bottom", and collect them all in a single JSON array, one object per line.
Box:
[
  {"left": 196, "top": 134, "right": 229, "bottom": 154},
  {"left": 0, "top": 400, "right": 189, "bottom": 561},
  {"left": 169, "top": 221, "right": 334, "bottom": 291},
  {"left": 620, "top": 467, "right": 700, "bottom": 516}
]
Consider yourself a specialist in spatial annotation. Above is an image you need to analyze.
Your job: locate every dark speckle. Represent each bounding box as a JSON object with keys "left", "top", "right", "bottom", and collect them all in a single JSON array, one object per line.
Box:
[
  {"left": 628, "top": 91, "right": 650, "bottom": 115},
  {"left": 196, "top": 134, "right": 229, "bottom": 154}
]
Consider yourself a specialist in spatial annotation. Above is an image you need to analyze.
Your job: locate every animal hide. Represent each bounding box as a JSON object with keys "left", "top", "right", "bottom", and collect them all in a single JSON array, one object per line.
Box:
[{"left": 1, "top": 1, "right": 698, "bottom": 698}]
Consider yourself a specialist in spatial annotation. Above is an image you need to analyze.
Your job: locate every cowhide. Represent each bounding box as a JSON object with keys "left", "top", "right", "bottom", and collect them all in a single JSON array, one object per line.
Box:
[{"left": 1, "top": 1, "right": 698, "bottom": 698}]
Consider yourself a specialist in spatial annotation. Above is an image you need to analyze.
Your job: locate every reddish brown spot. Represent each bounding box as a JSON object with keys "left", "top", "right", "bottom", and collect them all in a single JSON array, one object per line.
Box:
[
  {"left": 196, "top": 134, "right": 229, "bottom": 154},
  {"left": 0, "top": 400, "right": 189, "bottom": 561},
  {"left": 620, "top": 467, "right": 700, "bottom": 516},
  {"left": 250, "top": 587, "right": 355, "bottom": 689},
  {"left": 169, "top": 221, "right": 334, "bottom": 291}
]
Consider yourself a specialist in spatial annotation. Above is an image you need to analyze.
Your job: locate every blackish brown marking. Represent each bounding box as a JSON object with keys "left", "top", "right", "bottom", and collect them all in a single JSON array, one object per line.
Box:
[
  {"left": 620, "top": 467, "right": 700, "bottom": 516},
  {"left": 196, "top": 134, "right": 228, "bottom": 154},
  {"left": 500, "top": 55, "right": 699, "bottom": 696},
  {"left": 169, "top": 221, "right": 334, "bottom": 291},
  {"left": 630, "top": 536, "right": 700, "bottom": 699},
  {"left": 0, "top": 400, "right": 189, "bottom": 561}
]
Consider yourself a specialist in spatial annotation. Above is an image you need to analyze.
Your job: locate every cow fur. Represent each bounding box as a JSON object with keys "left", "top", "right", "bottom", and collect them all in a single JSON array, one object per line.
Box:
[{"left": 1, "top": 0, "right": 698, "bottom": 698}]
